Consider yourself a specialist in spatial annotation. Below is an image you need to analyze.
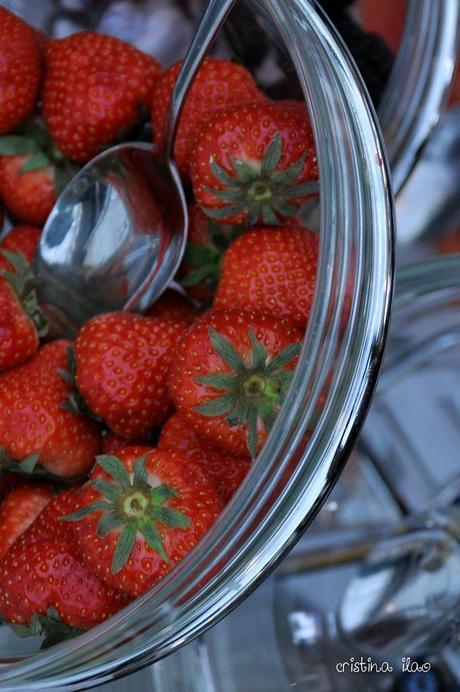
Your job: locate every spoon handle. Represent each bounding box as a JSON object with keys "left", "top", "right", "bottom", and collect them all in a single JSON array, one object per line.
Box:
[{"left": 163, "top": 0, "right": 237, "bottom": 160}]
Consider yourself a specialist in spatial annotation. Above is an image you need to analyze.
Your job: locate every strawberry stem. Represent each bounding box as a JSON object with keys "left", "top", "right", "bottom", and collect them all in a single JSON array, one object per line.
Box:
[
  {"left": 194, "top": 327, "right": 301, "bottom": 457},
  {"left": 202, "top": 133, "right": 319, "bottom": 226},
  {"left": 62, "top": 454, "right": 191, "bottom": 574},
  {"left": 9, "top": 607, "right": 85, "bottom": 649}
]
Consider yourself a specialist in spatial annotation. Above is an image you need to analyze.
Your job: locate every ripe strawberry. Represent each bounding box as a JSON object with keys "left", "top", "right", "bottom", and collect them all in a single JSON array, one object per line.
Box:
[
  {"left": 0, "top": 340, "right": 101, "bottom": 478},
  {"left": 0, "top": 482, "right": 53, "bottom": 559},
  {"left": 191, "top": 100, "right": 319, "bottom": 225},
  {"left": 179, "top": 204, "right": 243, "bottom": 304},
  {"left": 75, "top": 313, "right": 186, "bottom": 440},
  {"left": 0, "top": 122, "right": 75, "bottom": 225},
  {"left": 43, "top": 32, "right": 161, "bottom": 162},
  {"left": 159, "top": 413, "right": 250, "bottom": 504},
  {"left": 214, "top": 227, "right": 319, "bottom": 329},
  {"left": 11, "top": 488, "right": 83, "bottom": 550},
  {"left": 146, "top": 288, "right": 198, "bottom": 326},
  {"left": 0, "top": 488, "right": 129, "bottom": 643},
  {"left": 169, "top": 310, "right": 303, "bottom": 457},
  {"left": 0, "top": 225, "right": 41, "bottom": 271},
  {"left": 0, "top": 249, "right": 47, "bottom": 372},
  {"left": 0, "top": 539, "right": 130, "bottom": 637},
  {"left": 63, "top": 447, "right": 222, "bottom": 596},
  {"left": 0, "top": 152, "right": 56, "bottom": 226},
  {"left": 151, "top": 59, "right": 264, "bottom": 177},
  {"left": 0, "top": 8, "right": 43, "bottom": 135}
]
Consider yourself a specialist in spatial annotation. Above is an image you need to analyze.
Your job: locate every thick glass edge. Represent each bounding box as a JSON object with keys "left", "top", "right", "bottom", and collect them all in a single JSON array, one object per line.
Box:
[{"left": 379, "top": 0, "right": 460, "bottom": 195}]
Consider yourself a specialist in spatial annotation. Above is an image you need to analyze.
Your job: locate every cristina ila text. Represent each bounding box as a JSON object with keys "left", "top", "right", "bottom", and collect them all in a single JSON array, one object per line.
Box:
[{"left": 336, "top": 657, "right": 431, "bottom": 674}]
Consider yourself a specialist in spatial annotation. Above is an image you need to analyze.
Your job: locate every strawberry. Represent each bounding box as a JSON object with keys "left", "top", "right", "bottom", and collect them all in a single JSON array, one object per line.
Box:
[
  {"left": 0, "top": 249, "right": 47, "bottom": 372},
  {"left": 0, "top": 225, "right": 42, "bottom": 271},
  {"left": 0, "top": 340, "right": 101, "bottom": 478},
  {"left": 146, "top": 288, "right": 198, "bottom": 326},
  {"left": 169, "top": 310, "right": 303, "bottom": 457},
  {"left": 214, "top": 227, "right": 319, "bottom": 329},
  {"left": 43, "top": 32, "right": 161, "bottom": 163},
  {"left": 159, "top": 413, "right": 250, "bottom": 504},
  {"left": 75, "top": 313, "right": 186, "bottom": 440},
  {"left": 11, "top": 488, "right": 83, "bottom": 549},
  {"left": 0, "top": 482, "right": 53, "bottom": 559},
  {"left": 63, "top": 447, "right": 222, "bottom": 596},
  {"left": 0, "top": 8, "right": 43, "bottom": 135},
  {"left": 0, "top": 122, "right": 75, "bottom": 225},
  {"left": 0, "top": 489, "right": 129, "bottom": 643},
  {"left": 0, "top": 540, "right": 129, "bottom": 642},
  {"left": 179, "top": 204, "right": 244, "bottom": 304},
  {"left": 151, "top": 58, "right": 264, "bottom": 177},
  {"left": 0, "top": 152, "right": 55, "bottom": 226},
  {"left": 191, "top": 100, "right": 319, "bottom": 226}
]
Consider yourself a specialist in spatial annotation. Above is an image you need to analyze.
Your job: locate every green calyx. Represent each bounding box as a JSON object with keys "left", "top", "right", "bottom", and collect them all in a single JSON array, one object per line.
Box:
[
  {"left": 0, "top": 121, "right": 77, "bottom": 194},
  {"left": 62, "top": 454, "right": 191, "bottom": 574},
  {"left": 0, "top": 249, "right": 48, "bottom": 337},
  {"left": 59, "top": 347, "right": 102, "bottom": 421},
  {"left": 0, "top": 446, "right": 83, "bottom": 485},
  {"left": 9, "top": 607, "right": 85, "bottom": 650},
  {"left": 194, "top": 328, "right": 301, "bottom": 458},
  {"left": 0, "top": 446, "right": 40, "bottom": 476},
  {"left": 181, "top": 220, "right": 244, "bottom": 299},
  {"left": 202, "top": 133, "right": 319, "bottom": 226}
]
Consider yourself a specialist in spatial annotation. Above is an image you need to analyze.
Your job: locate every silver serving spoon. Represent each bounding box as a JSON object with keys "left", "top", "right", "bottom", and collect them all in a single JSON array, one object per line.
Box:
[{"left": 34, "top": 0, "right": 236, "bottom": 337}]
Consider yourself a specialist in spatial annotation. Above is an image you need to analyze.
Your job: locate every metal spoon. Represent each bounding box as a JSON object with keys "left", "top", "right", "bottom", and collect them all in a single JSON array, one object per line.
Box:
[{"left": 34, "top": 0, "right": 236, "bottom": 337}]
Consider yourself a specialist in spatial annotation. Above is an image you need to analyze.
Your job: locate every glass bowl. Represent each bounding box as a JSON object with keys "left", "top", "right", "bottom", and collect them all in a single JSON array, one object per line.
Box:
[{"left": 0, "top": 0, "right": 395, "bottom": 687}]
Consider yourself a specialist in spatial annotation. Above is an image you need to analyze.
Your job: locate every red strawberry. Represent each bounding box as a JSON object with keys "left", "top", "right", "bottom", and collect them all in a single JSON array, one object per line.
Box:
[
  {"left": 169, "top": 310, "right": 303, "bottom": 457},
  {"left": 214, "top": 227, "right": 319, "bottom": 329},
  {"left": 0, "top": 8, "right": 43, "bottom": 135},
  {"left": 179, "top": 204, "right": 244, "bottom": 304},
  {"left": 0, "top": 122, "right": 75, "bottom": 225},
  {"left": 0, "top": 540, "right": 130, "bottom": 636},
  {"left": 11, "top": 488, "right": 83, "bottom": 549},
  {"left": 0, "top": 482, "right": 53, "bottom": 559},
  {"left": 191, "top": 100, "right": 318, "bottom": 226},
  {"left": 0, "top": 225, "right": 41, "bottom": 271},
  {"left": 0, "top": 488, "right": 128, "bottom": 642},
  {"left": 159, "top": 413, "right": 250, "bottom": 504},
  {"left": 75, "top": 313, "right": 186, "bottom": 440},
  {"left": 63, "top": 447, "right": 222, "bottom": 596},
  {"left": 146, "top": 288, "right": 198, "bottom": 326},
  {"left": 151, "top": 58, "right": 264, "bottom": 177},
  {"left": 0, "top": 340, "right": 101, "bottom": 478},
  {"left": 43, "top": 32, "right": 161, "bottom": 162},
  {"left": 0, "top": 152, "right": 56, "bottom": 226},
  {"left": 0, "top": 248, "right": 47, "bottom": 372}
]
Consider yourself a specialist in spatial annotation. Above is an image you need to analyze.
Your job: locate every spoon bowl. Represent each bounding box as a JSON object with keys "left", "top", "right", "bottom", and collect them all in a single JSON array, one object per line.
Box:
[
  {"left": 34, "top": 142, "right": 187, "bottom": 337},
  {"left": 34, "top": 0, "right": 237, "bottom": 337}
]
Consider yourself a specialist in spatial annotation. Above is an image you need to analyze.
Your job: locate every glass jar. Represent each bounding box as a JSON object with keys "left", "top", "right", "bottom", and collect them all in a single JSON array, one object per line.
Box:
[{"left": 0, "top": 0, "right": 393, "bottom": 687}]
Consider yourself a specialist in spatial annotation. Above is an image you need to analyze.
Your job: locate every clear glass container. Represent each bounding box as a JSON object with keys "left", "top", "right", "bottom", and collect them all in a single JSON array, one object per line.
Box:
[{"left": 0, "top": 0, "right": 394, "bottom": 687}]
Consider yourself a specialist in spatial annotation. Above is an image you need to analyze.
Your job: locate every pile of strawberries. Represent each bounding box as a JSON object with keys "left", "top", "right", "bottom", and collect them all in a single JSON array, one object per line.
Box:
[{"left": 0, "top": 7, "right": 319, "bottom": 647}]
